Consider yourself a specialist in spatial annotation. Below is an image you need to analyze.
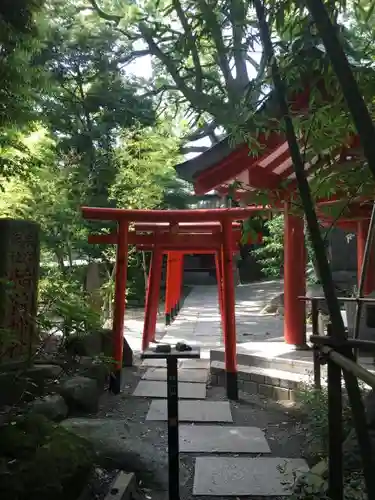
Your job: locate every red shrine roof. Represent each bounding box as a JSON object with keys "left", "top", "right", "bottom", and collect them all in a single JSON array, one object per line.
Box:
[{"left": 175, "top": 89, "right": 362, "bottom": 200}]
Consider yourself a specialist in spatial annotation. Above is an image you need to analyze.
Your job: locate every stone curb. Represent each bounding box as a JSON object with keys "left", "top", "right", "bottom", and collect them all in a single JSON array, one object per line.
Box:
[{"left": 104, "top": 472, "right": 137, "bottom": 500}]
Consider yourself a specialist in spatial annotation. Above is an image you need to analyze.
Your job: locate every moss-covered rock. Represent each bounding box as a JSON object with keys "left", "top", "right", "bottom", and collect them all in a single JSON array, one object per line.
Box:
[{"left": 0, "top": 414, "right": 94, "bottom": 500}]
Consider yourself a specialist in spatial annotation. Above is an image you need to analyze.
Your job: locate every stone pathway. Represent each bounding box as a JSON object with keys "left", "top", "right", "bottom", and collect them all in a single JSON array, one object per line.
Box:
[
  {"left": 133, "top": 354, "right": 308, "bottom": 497},
  {"left": 128, "top": 283, "right": 309, "bottom": 497},
  {"left": 114, "top": 284, "right": 308, "bottom": 497}
]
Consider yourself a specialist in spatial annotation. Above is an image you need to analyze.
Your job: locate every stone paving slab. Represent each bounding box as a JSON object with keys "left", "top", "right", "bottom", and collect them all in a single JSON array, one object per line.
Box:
[
  {"left": 193, "top": 457, "right": 309, "bottom": 496},
  {"left": 141, "top": 358, "right": 169, "bottom": 368},
  {"left": 180, "top": 359, "right": 210, "bottom": 370},
  {"left": 133, "top": 380, "right": 206, "bottom": 399},
  {"left": 179, "top": 425, "right": 271, "bottom": 453},
  {"left": 146, "top": 400, "right": 233, "bottom": 422},
  {"left": 142, "top": 368, "right": 208, "bottom": 383}
]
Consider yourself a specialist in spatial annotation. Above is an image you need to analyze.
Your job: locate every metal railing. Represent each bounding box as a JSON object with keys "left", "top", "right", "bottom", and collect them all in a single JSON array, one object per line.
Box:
[{"left": 301, "top": 296, "right": 375, "bottom": 500}]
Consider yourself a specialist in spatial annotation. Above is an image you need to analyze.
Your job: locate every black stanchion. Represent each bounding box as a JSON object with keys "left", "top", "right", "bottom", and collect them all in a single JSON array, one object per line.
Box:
[
  {"left": 141, "top": 345, "right": 200, "bottom": 500},
  {"left": 166, "top": 312, "right": 171, "bottom": 326}
]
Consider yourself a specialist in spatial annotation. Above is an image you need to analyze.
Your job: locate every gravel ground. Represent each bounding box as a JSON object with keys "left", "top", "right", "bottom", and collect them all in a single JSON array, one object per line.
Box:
[{"left": 94, "top": 358, "right": 306, "bottom": 500}]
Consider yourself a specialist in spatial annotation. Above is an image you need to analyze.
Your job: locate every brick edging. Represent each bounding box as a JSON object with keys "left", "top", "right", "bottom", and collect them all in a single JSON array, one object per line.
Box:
[{"left": 210, "top": 365, "right": 301, "bottom": 402}]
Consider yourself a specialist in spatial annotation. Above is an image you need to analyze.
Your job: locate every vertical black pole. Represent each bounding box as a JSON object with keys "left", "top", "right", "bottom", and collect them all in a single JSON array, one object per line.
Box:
[
  {"left": 328, "top": 357, "right": 343, "bottom": 500},
  {"left": 312, "top": 299, "right": 321, "bottom": 390},
  {"left": 166, "top": 356, "right": 180, "bottom": 500}
]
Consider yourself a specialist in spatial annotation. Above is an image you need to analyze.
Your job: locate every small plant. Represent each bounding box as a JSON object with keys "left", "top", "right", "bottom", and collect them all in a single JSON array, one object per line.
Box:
[
  {"left": 38, "top": 268, "right": 101, "bottom": 341},
  {"left": 296, "top": 381, "right": 353, "bottom": 459}
]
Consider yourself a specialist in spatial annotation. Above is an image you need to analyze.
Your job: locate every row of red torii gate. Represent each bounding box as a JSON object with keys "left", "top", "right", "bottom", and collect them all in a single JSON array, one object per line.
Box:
[
  {"left": 83, "top": 206, "right": 263, "bottom": 399},
  {"left": 82, "top": 198, "right": 375, "bottom": 401}
]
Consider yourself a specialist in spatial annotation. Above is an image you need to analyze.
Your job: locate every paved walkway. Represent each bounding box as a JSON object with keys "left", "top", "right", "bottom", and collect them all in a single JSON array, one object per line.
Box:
[
  {"left": 125, "top": 283, "right": 308, "bottom": 496},
  {"left": 125, "top": 281, "right": 285, "bottom": 356},
  {"left": 133, "top": 349, "right": 308, "bottom": 496}
]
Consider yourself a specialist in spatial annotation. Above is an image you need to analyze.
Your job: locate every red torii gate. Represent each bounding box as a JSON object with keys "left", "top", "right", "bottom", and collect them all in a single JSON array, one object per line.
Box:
[{"left": 82, "top": 206, "right": 263, "bottom": 400}]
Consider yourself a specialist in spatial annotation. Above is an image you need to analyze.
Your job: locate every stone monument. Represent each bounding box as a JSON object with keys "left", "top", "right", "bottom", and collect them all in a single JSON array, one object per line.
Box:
[{"left": 0, "top": 219, "right": 40, "bottom": 361}]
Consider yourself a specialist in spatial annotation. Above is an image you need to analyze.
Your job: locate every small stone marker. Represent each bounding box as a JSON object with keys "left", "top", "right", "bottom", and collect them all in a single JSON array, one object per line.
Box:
[
  {"left": 104, "top": 471, "right": 136, "bottom": 500},
  {"left": 193, "top": 457, "right": 309, "bottom": 496},
  {"left": 142, "top": 367, "right": 208, "bottom": 383},
  {"left": 133, "top": 380, "right": 206, "bottom": 399},
  {"left": 146, "top": 400, "right": 233, "bottom": 422},
  {"left": 179, "top": 425, "right": 271, "bottom": 453}
]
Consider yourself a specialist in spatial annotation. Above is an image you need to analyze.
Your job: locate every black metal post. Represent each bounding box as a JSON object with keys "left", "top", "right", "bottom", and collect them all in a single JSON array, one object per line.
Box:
[
  {"left": 109, "top": 370, "right": 121, "bottom": 394},
  {"left": 142, "top": 347, "right": 199, "bottom": 500},
  {"left": 327, "top": 358, "right": 343, "bottom": 500},
  {"left": 166, "top": 356, "right": 180, "bottom": 500},
  {"left": 311, "top": 299, "right": 321, "bottom": 390}
]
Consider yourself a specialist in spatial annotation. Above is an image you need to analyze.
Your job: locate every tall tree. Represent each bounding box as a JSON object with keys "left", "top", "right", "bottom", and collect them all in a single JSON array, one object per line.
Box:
[
  {"left": 88, "top": 0, "right": 268, "bottom": 147},
  {"left": 0, "top": 0, "right": 46, "bottom": 179},
  {"left": 36, "top": 0, "right": 155, "bottom": 206}
]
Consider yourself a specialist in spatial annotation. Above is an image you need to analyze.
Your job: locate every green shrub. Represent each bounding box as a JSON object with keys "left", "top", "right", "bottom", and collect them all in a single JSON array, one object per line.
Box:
[{"left": 296, "top": 382, "right": 353, "bottom": 459}]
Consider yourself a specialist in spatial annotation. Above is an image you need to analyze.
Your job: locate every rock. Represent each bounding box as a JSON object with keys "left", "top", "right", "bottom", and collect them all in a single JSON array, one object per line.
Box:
[
  {"left": 58, "top": 376, "right": 100, "bottom": 414},
  {"left": 293, "top": 459, "right": 328, "bottom": 496},
  {"left": 0, "top": 414, "right": 94, "bottom": 500},
  {"left": 77, "top": 357, "right": 109, "bottom": 390},
  {"left": 64, "top": 331, "right": 103, "bottom": 357},
  {"left": 26, "top": 364, "right": 63, "bottom": 380},
  {"left": 64, "top": 330, "right": 133, "bottom": 367},
  {"left": 260, "top": 293, "right": 284, "bottom": 315},
  {"left": 62, "top": 418, "right": 169, "bottom": 488},
  {"left": 29, "top": 394, "right": 68, "bottom": 422},
  {"left": 102, "top": 331, "right": 133, "bottom": 367},
  {"left": 0, "top": 366, "right": 60, "bottom": 407}
]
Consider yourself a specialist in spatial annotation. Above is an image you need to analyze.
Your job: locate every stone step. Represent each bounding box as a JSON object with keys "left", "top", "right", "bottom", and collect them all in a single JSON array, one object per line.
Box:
[
  {"left": 210, "top": 361, "right": 309, "bottom": 402},
  {"left": 179, "top": 425, "right": 271, "bottom": 453},
  {"left": 210, "top": 347, "right": 314, "bottom": 376},
  {"left": 146, "top": 400, "right": 233, "bottom": 422},
  {"left": 133, "top": 380, "right": 207, "bottom": 399},
  {"left": 193, "top": 457, "right": 309, "bottom": 496}
]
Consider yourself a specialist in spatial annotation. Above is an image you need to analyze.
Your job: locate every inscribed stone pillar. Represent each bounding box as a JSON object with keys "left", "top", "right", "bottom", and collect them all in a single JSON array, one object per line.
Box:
[
  {"left": 0, "top": 219, "right": 40, "bottom": 360},
  {"left": 85, "top": 262, "right": 103, "bottom": 313}
]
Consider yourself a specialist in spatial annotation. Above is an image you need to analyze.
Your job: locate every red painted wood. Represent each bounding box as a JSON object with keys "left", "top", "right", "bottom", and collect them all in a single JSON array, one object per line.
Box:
[
  {"left": 89, "top": 231, "right": 247, "bottom": 249},
  {"left": 133, "top": 222, "right": 241, "bottom": 233},
  {"left": 283, "top": 204, "right": 306, "bottom": 346},
  {"left": 82, "top": 206, "right": 267, "bottom": 223},
  {"left": 142, "top": 247, "right": 163, "bottom": 350},
  {"left": 221, "top": 219, "right": 237, "bottom": 374},
  {"left": 165, "top": 252, "right": 172, "bottom": 319},
  {"left": 170, "top": 251, "right": 178, "bottom": 315},
  {"left": 113, "top": 221, "right": 129, "bottom": 369},
  {"left": 215, "top": 251, "right": 224, "bottom": 330},
  {"left": 194, "top": 132, "right": 283, "bottom": 195}
]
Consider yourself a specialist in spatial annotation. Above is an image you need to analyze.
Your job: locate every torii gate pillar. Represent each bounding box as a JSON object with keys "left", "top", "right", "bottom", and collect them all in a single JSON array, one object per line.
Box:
[{"left": 283, "top": 204, "right": 306, "bottom": 346}]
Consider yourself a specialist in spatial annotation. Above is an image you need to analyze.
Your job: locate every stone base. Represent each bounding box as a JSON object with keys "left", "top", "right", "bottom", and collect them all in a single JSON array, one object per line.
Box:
[{"left": 210, "top": 361, "right": 305, "bottom": 402}]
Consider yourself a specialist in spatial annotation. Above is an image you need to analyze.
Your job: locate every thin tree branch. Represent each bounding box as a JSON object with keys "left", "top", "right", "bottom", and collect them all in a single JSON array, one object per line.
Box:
[
  {"left": 197, "top": 0, "right": 234, "bottom": 92},
  {"left": 229, "top": 0, "right": 249, "bottom": 89},
  {"left": 87, "top": 0, "right": 122, "bottom": 24},
  {"left": 172, "top": 0, "right": 203, "bottom": 92},
  {"left": 139, "top": 23, "right": 222, "bottom": 114},
  {"left": 305, "top": 0, "right": 375, "bottom": 181}
]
